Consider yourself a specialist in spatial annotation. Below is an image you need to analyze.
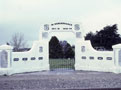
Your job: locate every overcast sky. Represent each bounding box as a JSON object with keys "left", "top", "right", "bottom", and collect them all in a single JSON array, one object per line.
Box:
[{"left": 0, "top": 0, "right": 121, "bottom": 46}]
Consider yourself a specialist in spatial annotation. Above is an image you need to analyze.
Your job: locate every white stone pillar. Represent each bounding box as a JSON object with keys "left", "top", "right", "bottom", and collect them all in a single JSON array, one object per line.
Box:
[
  {"left": 112, "top": 44, "right": 121, "bottom": 73},
  {"left": 41, "top": 31, "right": 49, "bottom": 70},
  {"left": 43, "top": 40, "right": 49, "bottom": 70},
  {"left": 0, "top": 45, "right": 13, "bottom": 69}
]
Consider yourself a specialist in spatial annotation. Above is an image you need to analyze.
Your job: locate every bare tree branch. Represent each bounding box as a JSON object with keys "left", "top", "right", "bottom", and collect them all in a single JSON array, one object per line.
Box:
[{"left": 10, "top": 33, "right": 28, "bottom": 52}]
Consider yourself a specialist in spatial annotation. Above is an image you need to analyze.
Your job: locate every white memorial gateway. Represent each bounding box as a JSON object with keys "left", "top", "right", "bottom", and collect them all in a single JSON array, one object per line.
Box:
[{"left": 0, "top": 22, "right": 121, "bottom": 75}]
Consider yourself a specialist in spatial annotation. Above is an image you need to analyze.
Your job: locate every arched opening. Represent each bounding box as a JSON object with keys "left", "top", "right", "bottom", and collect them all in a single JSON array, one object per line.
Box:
[
  {"left": 40, "top": 22, "right": 83, "bottom": 71},
  {"left": 49, "top": 32, "right": 75, "bottom": 71}
]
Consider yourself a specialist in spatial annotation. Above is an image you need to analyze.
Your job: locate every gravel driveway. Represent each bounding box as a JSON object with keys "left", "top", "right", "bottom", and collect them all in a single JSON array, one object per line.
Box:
[{"left": 0, "top": 70, "right": 121, "bottom": 90}]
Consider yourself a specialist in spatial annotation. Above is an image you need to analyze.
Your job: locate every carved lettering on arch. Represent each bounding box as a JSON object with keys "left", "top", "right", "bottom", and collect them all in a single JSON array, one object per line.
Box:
[{"left": 51, "top": 22, "right": 72, "bottom": 26}]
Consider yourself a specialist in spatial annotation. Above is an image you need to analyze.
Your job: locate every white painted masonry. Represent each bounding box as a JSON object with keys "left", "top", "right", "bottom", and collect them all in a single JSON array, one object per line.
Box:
[
  {"left": 75, "top": 40, "right": 114, "bottom": 72},
  {"left": 0, "top": 22, "right": 121, "bottom": 75},
  {"left": 0, "top": 45, "right": 13, "bottom": 75},
  {"left": 11, "top": 41, "right": 49, "bottom": 74}
]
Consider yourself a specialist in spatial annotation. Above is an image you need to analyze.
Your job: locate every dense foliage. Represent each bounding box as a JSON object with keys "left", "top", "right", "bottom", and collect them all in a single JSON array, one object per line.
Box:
[
  {"left": 49, "top": 36, "right": 63, "bottom": 58},
  {"left": 49, "top": 36, "right": 74, "bottom": 59},
  {"left": 85, "top": 24, "right": 121, "bottom": 50}
]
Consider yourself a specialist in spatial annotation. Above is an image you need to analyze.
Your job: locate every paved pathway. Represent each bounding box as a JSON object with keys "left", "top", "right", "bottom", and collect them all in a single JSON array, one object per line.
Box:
[{"left": 0, "top": 71, "right": 121, "bottom": 90}]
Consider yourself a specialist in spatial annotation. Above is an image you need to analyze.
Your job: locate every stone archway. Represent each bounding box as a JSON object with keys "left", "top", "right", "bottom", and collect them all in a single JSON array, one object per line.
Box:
[{"left": 39, "top": 22, "right": 84, "bottom": 71}]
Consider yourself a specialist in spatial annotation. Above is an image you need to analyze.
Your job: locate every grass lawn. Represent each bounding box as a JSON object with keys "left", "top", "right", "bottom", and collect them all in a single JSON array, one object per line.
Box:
[{"left": 49, "top": 59, "right": 75, "bottom": 70}]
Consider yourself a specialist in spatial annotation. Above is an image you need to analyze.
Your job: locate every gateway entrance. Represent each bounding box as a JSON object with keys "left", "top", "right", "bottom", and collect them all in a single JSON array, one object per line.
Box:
[
  {"left": 49, "top": 33, "right": 75, "bottom": 70},
  {"left": 1, "top": 22, "right": 121, "bottom": 75},
  {"left": 40, "top": 22, "right": 83, "bottom": 71}
]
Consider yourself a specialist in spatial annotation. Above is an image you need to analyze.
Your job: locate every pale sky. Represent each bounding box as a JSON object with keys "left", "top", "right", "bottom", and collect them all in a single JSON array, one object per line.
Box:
[{"left": 0, "top": 0, "right": 121, "bottom": 46}]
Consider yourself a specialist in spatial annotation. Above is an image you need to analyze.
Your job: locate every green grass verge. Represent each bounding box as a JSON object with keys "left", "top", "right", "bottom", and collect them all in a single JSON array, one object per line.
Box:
[{"left": 49, "top": 59, "right": 75, "bottom": 70}]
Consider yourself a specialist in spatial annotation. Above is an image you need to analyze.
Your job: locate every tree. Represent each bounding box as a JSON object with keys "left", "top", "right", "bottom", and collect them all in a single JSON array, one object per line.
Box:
[
  {"left": 85, "top": 24, "right": 121, "bottom": 50},
  {"left": 49, "top": 36, "right": 63, "bottom": 58},
  {"left": 64, "top": 43, "right": 74, "bottom": 59},
  {"left": 9, "top": 33, "right": 28, "bottom": 52},
  {"left": 85, "top": 31, "right": 95, "bottom": 40},
  {"left": 60, "top": 41, "right": 74, "bottom": 59}
]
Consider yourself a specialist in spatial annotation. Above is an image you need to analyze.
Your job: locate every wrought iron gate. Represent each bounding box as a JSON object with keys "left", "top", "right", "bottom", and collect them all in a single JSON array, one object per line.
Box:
[{"left": 49, "top": 59, "right": 75, "bottom": 71}]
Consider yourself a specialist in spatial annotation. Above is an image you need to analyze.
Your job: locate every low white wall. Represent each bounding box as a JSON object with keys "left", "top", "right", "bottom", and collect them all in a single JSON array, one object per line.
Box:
[
  {"left": 75, "top": 40, "right": 116, "bottom": 73},
  {"left": 11, "top": 40, "right": 49, "bottom": 74},
  {"left": 1, "top": 39, "right": 121, "bottom": 75}
]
